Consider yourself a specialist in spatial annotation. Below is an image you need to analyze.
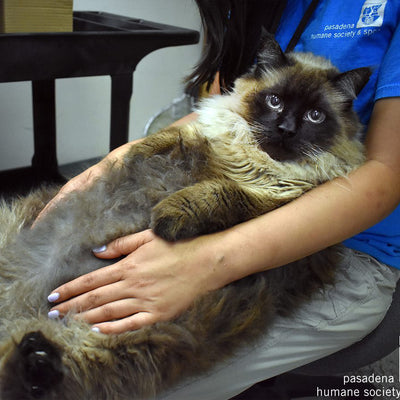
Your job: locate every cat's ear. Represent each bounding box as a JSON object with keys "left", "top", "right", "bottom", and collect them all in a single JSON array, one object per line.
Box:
[
  {"left": 332, "top": 67, "right": 372, "bottom": 101},
  {"left": 254, "top": 30, "right": 289, "bottom": 77}
]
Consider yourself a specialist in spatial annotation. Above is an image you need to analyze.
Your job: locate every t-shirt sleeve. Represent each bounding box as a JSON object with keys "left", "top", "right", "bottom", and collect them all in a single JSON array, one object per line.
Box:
[{"left": 375, "top": 21, "right": 400, "bottom": 100}]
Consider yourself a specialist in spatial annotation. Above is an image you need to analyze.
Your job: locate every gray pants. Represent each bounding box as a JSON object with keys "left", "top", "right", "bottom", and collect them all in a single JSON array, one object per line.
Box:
[{"left": 159, "top": 246, "right": 400, "bottom": 400}]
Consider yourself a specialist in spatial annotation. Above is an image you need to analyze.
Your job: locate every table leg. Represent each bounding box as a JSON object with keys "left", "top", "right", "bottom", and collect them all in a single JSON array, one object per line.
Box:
[
  {"left": 31, "top": 79, "right": 62, "bottom": 181},
  {"left": 110, "top": 73, "right": 133, "bottom": 151}
]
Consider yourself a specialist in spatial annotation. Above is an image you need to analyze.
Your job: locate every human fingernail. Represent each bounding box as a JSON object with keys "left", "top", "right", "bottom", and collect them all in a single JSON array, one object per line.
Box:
[
  {"left": 48, "top": 310, "right": 60, "bottom": 319},
  {"left": 91, "top": 326, "right": 101, "bottom": 333},
  {"left": 47, "top": 292, "right": 60, "bottom": 302},
  {"left": 92, "top": 245, "right": 107, "bottom": 253}
]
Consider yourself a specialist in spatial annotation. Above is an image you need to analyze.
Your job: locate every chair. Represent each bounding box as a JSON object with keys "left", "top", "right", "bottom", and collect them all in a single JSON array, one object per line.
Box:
[{"left": 232, "top": 279, "right": 400, "bottom": 399}]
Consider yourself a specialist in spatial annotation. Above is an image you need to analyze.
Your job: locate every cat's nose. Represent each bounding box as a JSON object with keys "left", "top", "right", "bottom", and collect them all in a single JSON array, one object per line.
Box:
[{"left": 278, "top": 119, "right": 296, "bottom": 137}]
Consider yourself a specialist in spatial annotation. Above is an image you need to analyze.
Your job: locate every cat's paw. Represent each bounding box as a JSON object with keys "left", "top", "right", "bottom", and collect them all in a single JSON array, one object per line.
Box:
[
  {"left": 150, "top": 203, "right": 202, "bottom": 241},
  {"left": 17, "top": 331, "right": 64, "bottom": 398}
]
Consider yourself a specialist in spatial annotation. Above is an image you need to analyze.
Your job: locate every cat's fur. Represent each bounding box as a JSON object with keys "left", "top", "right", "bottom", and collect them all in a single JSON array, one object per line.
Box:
[{"left": 0, "top": 38, "right": 370, "bottom": 400}]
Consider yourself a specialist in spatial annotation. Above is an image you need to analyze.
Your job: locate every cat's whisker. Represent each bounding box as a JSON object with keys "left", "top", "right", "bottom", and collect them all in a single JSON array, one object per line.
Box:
[{"left": 302, "top": 144, "right": 323, "bottom": 160}]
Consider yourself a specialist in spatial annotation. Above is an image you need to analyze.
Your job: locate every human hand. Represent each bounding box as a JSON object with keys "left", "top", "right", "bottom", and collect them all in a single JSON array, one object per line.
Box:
[
  {"left": 47, "top": 230, "right": 225, "bottom": 334},
  {"left": 34, "top": 141, "right": 138, "bottom": 224}
]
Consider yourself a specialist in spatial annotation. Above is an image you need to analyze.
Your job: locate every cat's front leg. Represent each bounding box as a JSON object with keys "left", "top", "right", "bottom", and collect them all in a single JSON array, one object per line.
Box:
[
  {"left": 150, "top": 180, "right": 272, "bottom": 241},
  {"left": 124, "top": 125, "right": 206, "bottom": 162}
]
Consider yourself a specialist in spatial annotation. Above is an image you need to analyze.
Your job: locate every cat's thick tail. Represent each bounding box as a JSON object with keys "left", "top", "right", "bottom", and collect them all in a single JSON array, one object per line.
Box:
[
  {"left": 0, "top": 331, "right": 64, "bottom": 400},
  {"left": 0, "top": 187, "right": 58, "bottom": 243},
  {"left": 0, "top": 188, "right": 58, "bottom": 284}
]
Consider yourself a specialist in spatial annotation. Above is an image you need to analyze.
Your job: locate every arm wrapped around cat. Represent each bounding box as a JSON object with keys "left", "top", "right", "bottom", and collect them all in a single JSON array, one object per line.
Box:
[{"left": 0, "top": 37, "right": 370, "bottom": 400}]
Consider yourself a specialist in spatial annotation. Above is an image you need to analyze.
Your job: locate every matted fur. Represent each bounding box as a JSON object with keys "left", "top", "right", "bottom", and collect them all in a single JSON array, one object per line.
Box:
[{"left": 0, "top": 38, "right": 369, "bottom": 400}]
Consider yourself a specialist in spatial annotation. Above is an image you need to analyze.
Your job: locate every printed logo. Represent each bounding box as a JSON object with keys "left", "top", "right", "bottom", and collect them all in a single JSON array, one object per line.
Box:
[{"left": 357, "top": 0, "right": 387, "bottom": 28}]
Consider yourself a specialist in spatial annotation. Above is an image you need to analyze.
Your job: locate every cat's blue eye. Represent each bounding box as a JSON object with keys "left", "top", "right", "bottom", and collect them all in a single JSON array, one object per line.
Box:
[
  {"left": 304, "top": 109, "right": 326, "bottom": 124},
  {"left": 266, "top": 94, "right": 283, "bottom": 111}
]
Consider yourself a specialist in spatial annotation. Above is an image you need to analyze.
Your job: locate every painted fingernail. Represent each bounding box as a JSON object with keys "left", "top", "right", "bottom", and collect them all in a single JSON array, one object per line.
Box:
[
  {"left": 92, "top": 245, "right": 107, "bottom": 253},
  {"left": 47, "top": 292, "right": 60, "bottom": 302},
  {"left": 48, "top": 310, "right": 60, "bottom": 319},
  {"left": 91, "top": 327, "right": 101, "bottom": 333}
]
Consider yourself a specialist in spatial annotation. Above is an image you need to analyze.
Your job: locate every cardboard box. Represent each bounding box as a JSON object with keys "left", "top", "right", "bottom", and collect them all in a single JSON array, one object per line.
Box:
[{"left": 0, "top": 0, "right": 73, "bottom": 33}]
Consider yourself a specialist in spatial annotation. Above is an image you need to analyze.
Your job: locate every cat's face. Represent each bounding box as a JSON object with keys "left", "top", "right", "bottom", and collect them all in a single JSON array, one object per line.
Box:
[
  {"left": 247, "top": 72, "right": 340, "bottom": 161},
  {"left": 237, "top": 36, "right": 371, "bottom": 162}
]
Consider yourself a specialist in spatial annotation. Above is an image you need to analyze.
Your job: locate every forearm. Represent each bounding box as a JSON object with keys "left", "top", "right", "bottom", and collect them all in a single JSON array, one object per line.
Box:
[
  {"left": 200, "top": 98, "right": 400, "bottom": 288},
  {"left": 170, "top": 111, "right": 199, "bottom": 127},
  {"left": 102, "top": 139, "right": 143, "bottom": 164},
  {"left": 204, "top": 158, "right": 400, "bottom": 288}
]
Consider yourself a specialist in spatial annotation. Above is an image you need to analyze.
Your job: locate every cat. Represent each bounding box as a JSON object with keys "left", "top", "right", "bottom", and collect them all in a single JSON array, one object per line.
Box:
[{"left": 0, "top": 37, "right": 370, "bottom": 400}]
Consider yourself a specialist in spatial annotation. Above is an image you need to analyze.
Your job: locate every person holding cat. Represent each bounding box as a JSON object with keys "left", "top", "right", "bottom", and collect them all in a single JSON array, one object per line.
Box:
[{"left": 40, "top": 0, "right": 400, "bottom": 398}]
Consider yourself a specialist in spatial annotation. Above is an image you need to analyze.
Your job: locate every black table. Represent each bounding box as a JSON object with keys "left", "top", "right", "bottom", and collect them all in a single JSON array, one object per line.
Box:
[{"left": 0, "top": 11, "right": 199, "bottom": 188}]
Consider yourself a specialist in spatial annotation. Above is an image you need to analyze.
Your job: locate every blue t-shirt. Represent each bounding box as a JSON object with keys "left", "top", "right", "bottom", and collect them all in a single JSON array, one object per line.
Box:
[{"left": 274, "top": 0, "right": 400, "bottom": 268}]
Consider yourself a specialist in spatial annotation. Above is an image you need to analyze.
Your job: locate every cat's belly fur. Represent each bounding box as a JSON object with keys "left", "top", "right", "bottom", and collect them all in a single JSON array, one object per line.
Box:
[{"left": 0, "top": 152, "right": 198, "bottom": 323}]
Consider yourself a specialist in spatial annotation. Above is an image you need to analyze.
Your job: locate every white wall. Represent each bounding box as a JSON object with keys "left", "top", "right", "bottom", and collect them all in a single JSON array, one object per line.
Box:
[{"left": 0, "top": 0, "right": 202, "bottom": 170}]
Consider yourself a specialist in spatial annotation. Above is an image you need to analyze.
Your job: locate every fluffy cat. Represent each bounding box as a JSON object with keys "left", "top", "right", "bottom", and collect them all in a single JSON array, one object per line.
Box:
[{"left": 0, "top": 37, "right": 369, "bottom": 400}]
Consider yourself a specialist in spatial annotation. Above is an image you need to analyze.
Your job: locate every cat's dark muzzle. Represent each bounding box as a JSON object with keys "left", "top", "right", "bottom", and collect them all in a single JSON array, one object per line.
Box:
[{"left": 258, "top": 134, "right": 299, "bottom": 162}]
